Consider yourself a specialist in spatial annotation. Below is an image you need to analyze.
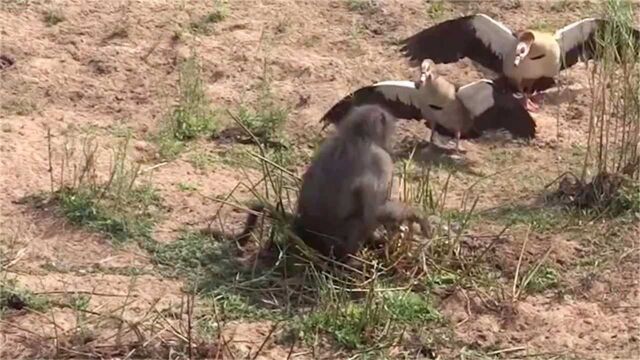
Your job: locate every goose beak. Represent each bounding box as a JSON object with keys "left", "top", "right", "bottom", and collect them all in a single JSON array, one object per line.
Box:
[{"left": 514, "top": 56, "right": 522, "bottom": 67}]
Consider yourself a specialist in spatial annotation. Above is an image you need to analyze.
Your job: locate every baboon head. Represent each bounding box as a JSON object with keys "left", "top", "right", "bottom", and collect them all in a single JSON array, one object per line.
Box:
[{"left": 339, "top": 105, "right": 396, "bottom": 152}]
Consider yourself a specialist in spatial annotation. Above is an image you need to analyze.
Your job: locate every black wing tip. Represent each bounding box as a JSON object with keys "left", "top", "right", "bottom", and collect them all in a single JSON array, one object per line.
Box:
[
  {"left": 320, "top": 95, "right": 357, "bottom": 128},
  {"left": 318, "top": 85, "right": 383, "bottom": 127}
]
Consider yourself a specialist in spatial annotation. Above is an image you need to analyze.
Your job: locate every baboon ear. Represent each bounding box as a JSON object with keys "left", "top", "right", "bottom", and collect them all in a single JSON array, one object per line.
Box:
[{"left": 379, "top": 111, "right": 393, "bottom": 127}]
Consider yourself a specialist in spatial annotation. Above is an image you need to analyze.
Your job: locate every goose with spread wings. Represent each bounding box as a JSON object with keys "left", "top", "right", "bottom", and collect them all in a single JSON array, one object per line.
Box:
[
  {"left": 399, "top": 14, "right": 640, "bottom": 112},
  {"left": 321, "top": 60, "right": 536, "bottom": 152}
]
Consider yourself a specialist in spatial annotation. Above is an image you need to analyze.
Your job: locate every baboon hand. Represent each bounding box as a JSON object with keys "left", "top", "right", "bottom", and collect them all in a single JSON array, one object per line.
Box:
[{"left": 376, "top": 201, "right": 432, "bottom": 238}]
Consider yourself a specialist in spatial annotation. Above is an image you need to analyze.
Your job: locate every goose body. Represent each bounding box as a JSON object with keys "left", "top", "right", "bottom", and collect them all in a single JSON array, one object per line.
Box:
[
  {"left": 400, "top": 14, "right": 640, "bottom": 111},
  {"left": 321, "top": 60, "right": 536, "bottom": 151}
]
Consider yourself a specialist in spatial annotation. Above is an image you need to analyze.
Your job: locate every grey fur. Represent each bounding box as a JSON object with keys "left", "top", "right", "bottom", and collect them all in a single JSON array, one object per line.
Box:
[
  {"left": 295, "top": 105, "right": 430, "bottom": 260},
  {"left": 238, "top": 105, "right": 431, "bottom": 261}
]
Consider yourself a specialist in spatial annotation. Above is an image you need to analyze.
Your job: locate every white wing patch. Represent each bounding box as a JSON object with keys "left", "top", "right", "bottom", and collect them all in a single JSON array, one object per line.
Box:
[
  {"left": 373, "top": 80, "right": 423, "bottom": 109},
  {"left": 455, "top": 80, "right": 495, "bottom": 117},
  {"left": 373, "top": 80, "right": 417, "bottom": 88},
  {"left": 471, "top": 14, "right": 518, "bottom": 59},
  {"left": 555, "top": 18, "right": 599, "bottom": 53}
]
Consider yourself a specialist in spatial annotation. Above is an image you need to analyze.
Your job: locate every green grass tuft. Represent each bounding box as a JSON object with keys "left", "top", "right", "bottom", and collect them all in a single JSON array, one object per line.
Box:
[
  {"left": 189, "top": 2, "right": 228, "bottom": 35},
  {"left": 0, "top": 279, "right": 49, "bottom": 316},
  {"left": 55, "top": 185, "right": 160, "bottom": 243},
  {"left": 235, "top": 103, "right": 288, "bottom": 145},
  {"left": 41, "top": 133, "right": 163, "bottom": 244},
  {"left": 157, "top": 56, "right": 219, "bottom": 159},
  {"left": 524, "top": 265, "right": 560, "bottom": 294},
  {"left": 43, "top": 8, "right": 64, "bottom": 26},
  {"left": 300, "top": 292, "right": 441, "bottom": 349}
]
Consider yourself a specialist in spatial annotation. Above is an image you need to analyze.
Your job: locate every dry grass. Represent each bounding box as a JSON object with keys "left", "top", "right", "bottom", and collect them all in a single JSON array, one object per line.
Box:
[{"left": 1, "top": 0, "right": 638, "bottom": 358}]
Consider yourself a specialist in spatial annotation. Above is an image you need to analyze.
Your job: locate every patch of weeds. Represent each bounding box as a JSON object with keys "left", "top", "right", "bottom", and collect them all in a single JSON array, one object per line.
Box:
[
  {"left": 346, "top": 0, "right": 380, "bottom": 14},
  {"left": 55, "top": 184, "right": 160, "bottom": 243},
  {"left": 208, "top": 293, "right": 274, "bottom": 321},
  {"left": 1, "top": 98, "right": 36, "bottom": 116},
  {"left": 614, "top": 180, "right": 640, "bottom": 216},
  {"left": 149, "top": 231, "right": 237, "bottom": 279},
  {"left": 157, "top": 56, "right": 219, "bottom": 159},
  {"left": 68, "top": 293, "right": 91, "bottom": 312},
  {"left": 529, "top": 20, "right": 553, "bottom": 32},
  {"left": 108, "top": 123, "right": 134, "bottom": 139},
  {"left": 0, "top": 279, "right": 49, "bottom": 316},
  {"left": 43, "top": 8, "right": 65, "bottom": 26},
  {"left": 349, "top": 18, "right": 365, "bottom": 39},
  {"left": 219, "top": 146, "right": 257, "bottom": 168},
  {"left": 274, "top": 18, "right": 288, "bottom": 35},
  {"left": 103, "top": 23, "right": 129, "bottom": 43},
  {"left": 64, "top": 293, "right": 98, "bottom": 348},
  {"left": 148, "top": 231, "right": 282, "bottom": 320},
  {"left": 218, "top": 142, "right": 300, "bottom": 170},
  {"left": 552, "top": 172, "right": 640, "bottom": 218},
  {"left": 302, "top": 34, "right": 322, "bottom": 48},
  {"left": 177, "top": 182, "right": 198, "bottom": 192},
  {"left": 483, "top": 205, "right": 568, "bottom": 232},
  {"left": 488, "top": 147, "right": 523, "bottom": 166},
  {"left": 425, "top": 270, "right": 459, "bottom": 289},
  {"left": 189, "top": 2, "right": 228, "bottom": 35},
  {"left": 550, "top": 0, "right": 570, "bottom": 12},
  {"left": 188, "top": 151, "right": 217, "bottom": 170},
  {"left": 157, "top": 136, "right": 185, "bottom": 160},
  {"left": 235, "top": 103, "right": 288, "bottom": 145},
  {"left": 524, "top": 265, "right": 560, "bottom": 294},
  {"left": 299, "top": 292, "right": 441, "bottom": 350},
  {"left": 40, "top": 133, "right": 163, "bottom": 243},
  {"left": 425, "top": 1, "right": 449, "bottom": 19},
  {"left": 39, "top": 262, "right": 150, "bottom": 276}
]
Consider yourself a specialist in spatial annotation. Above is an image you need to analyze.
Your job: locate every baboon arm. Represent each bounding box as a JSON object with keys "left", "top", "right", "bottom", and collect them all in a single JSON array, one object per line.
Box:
[
  {"left": 339, "top": 180, "right": 380, "bottom": 257},
  {"left": 376, "top": 201, "right": 431, "bottom": 237}
]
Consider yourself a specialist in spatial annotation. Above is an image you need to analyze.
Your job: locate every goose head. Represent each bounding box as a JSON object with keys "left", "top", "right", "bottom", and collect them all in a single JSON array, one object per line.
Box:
[
  {"left": 417, "top": 59, "right": 436, "bottom": 88},
  {"left": 514, "top": 31, "right": 535, "bottom": 67}
]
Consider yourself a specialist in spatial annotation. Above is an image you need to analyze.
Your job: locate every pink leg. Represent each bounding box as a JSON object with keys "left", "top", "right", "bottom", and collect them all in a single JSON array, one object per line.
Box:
[
  {"left": 519, "top": 94, "right": 540, "bottom": 112},
  {"left": 530, "top": 91, "right": 545, "bottom": 103}
]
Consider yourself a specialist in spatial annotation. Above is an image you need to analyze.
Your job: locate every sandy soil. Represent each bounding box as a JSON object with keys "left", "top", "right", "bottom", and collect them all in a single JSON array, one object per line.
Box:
[{"left": 1, "top": 0, "right": 638, "bottom": 359}]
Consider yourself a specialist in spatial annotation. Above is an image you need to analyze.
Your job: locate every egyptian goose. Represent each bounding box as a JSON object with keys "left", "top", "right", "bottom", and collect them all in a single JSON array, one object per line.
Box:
[
  {"left": 399, "top": 14, "right": 640, "bottom": 111},
  {"left": 321, "top": 60, "right": 536, "bottom": 152}
]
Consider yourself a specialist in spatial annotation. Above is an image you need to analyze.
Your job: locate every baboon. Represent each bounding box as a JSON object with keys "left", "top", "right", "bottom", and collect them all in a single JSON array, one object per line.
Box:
[{"left": 238, "top": 105, "right": 430, "bottom": 261}]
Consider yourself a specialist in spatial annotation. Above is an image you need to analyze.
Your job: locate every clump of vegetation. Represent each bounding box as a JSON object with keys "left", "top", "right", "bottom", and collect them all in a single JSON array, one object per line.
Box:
[
  {"left": 556, "top": 0, "right": 640, "bottom": 217},
  {"left": 189, "top": 1, "right": 228, "bottom": 35},
  {"left": 552, "top": 171, "right": 639, "bottom": 216},
  {"left": 299, "top": 291, "right": 441, "bottom": 349},
  {"left": 0, "top": 279, "right": 49, "bottom": 316},
  {"left": 524, "top": 265, "right": 560, "bottom": 294},
  {"left": 36, "top": 131, "right": 162, "bottom": 243},
  {"left": 43, "top": 8, "right": 64, "bottom": 26},
  {"left": 1, "top": 98, "right": 36, "bottom": 116},
  {"left": 425, "top": 1, "right": 450, "bottom": 19},
  {"left": 235, "top": 104, "right": 288, "bottom": 146},
  {"left": 346, "top": 0, "right": 380, "bottom": 14},
  {"left": 217, "top": 59, "right": 296, "bottom": 169},
  {"left": 158, "top": 56, "right": 219, "bottom": 159},
  {"left": 55, "top": 184, "right": 159, "bottom": 243}
]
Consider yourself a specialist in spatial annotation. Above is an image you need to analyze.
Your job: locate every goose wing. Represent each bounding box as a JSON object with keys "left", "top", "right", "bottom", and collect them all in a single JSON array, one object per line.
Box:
[
  {"left": 399, "top": 14, "right": 517, "bottom": 74},
  {"left": 320, "top": 81, "right": 428, "bottom": 129},
  {"left": 455, "top": 80, "right": 536, "bottom": 139},
  {"left": 556, "top": 18, "right": 640, "bottom": 70}
]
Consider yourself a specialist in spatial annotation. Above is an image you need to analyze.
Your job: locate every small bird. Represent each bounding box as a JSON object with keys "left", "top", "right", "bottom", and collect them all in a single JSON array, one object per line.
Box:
[
  {"left": 399, "top": 14, "right": 640, "bottom": 112},
  {"left": 321, "top": 59, "right": 536, "bottom": 153}
]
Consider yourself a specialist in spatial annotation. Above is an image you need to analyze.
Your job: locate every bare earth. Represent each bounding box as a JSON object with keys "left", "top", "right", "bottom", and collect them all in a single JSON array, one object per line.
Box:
[{"left": 1, "top": 1, "right": 638, "bottom": 359}]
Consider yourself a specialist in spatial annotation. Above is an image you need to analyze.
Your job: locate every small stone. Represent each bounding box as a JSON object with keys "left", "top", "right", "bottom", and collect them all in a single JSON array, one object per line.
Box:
[
  {"left": 134, "top": 140, "right": 148, "bottom": 151},
  {"left": 1, "top": 123, "right": 12, "bottom": 132}
]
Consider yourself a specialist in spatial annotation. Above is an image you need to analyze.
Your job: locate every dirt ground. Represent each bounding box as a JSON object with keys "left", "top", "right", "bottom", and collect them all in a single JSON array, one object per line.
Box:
[{"left": 1, "top": 0, "right": 638, "bottom": 359}]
